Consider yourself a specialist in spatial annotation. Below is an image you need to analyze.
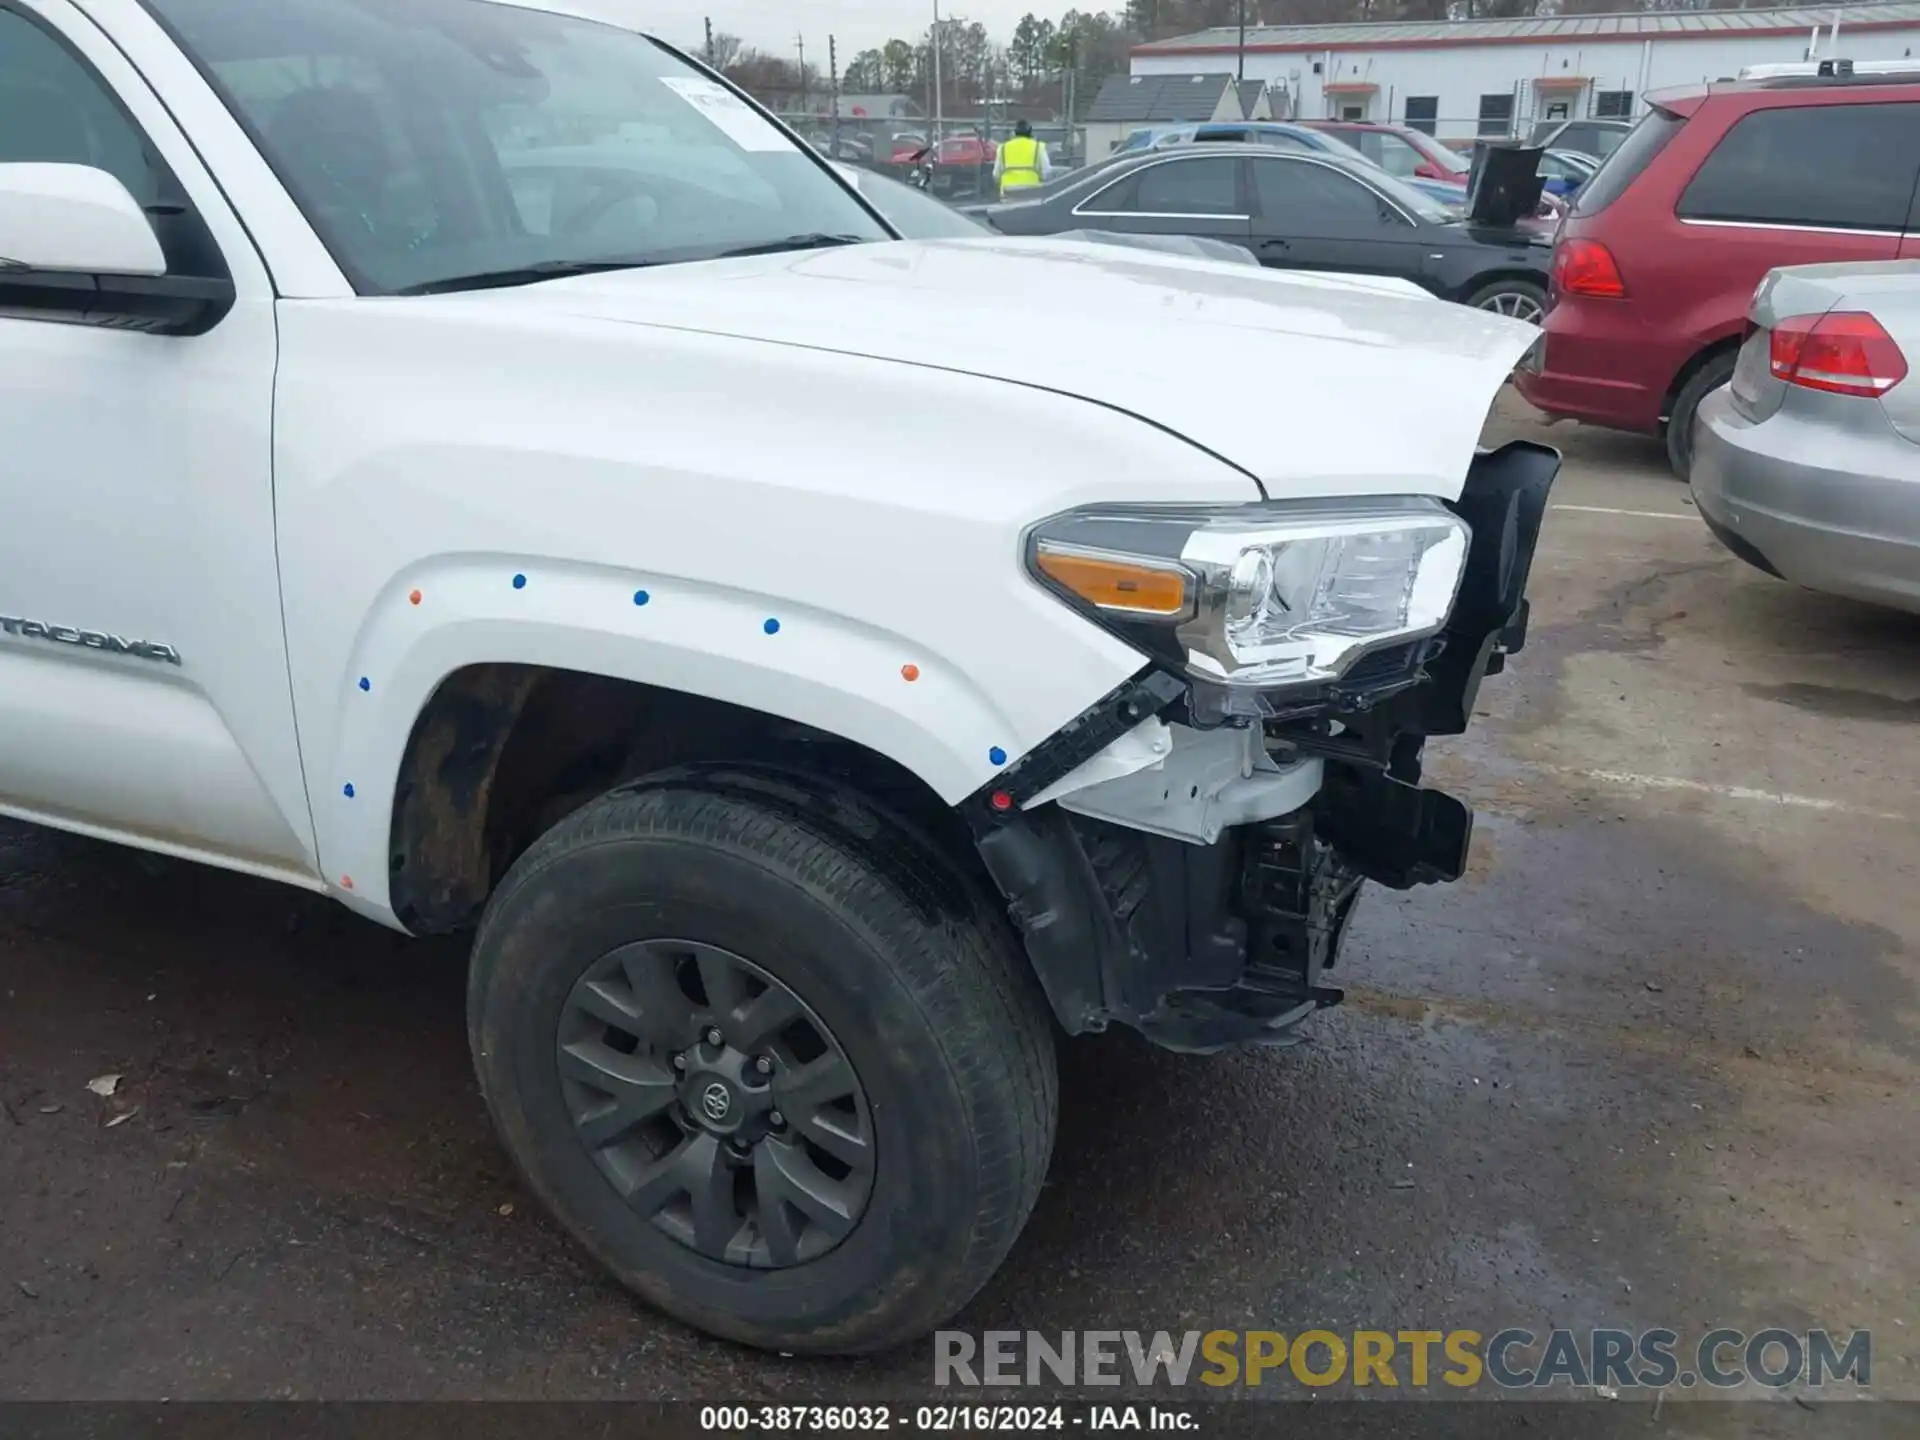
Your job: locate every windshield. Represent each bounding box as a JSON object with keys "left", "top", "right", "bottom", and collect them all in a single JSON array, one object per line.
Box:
[
  {"left": 1415, "top": 137, "right": 1470, "bottom": 175},
  {"left": 144, "top": 0, "right": 891, "bottom": 294}
]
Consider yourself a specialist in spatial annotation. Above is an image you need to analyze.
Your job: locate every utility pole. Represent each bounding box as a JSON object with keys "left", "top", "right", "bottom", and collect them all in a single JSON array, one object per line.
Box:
[
  {"left": 797, "top": 34, "right": 808, "bottom": 114},
  {"left": 1059, "top": 31, "right": 1073, "bottom": 164},
  {"left": 1237, "top": 0, "right": 1247, "bottom": 85},
  {"left": 829, "top": 36, "right": 841, "bottom": 152},
  {"left": 703, "top": 15, "right": 713, "bottom": 66},
  {"left": 931, "top": 0, "right": 944, "bottom": 144}
]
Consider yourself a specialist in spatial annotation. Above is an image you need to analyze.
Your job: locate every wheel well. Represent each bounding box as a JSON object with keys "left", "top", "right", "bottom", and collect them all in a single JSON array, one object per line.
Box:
[
  {"left": 1461, "top": 269, "right": 1545, "bottom": 303},
  {"left": 1659, "top": 335, "right": 1742, "bottom": 430},
  {"left": 387, "top": 665, "right": 978, "bottom": 934}
]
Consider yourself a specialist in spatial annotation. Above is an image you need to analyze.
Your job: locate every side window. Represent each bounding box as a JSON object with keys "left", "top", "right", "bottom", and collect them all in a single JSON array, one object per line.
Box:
[
  {"left": 1677, "top": 103, "right": 1920, "bottom": 232},
  {"left": 0, "top": 7, "right": 223, "bottom": 277},
  {"left": 1124, "top": 157, "right": 1240, "bottom": 215},
  {"left": 0, "top": 8, "right": 163, "bottom": 205},
  {"left": 1373, "top": 134, "right": 1425, "bottom": 178},
  {"left": 1559, "top": 124, "right": 1613, "bottom": 157},
  {"left": 1083, "top": 172, "right": 1140, "bottom": 212},
  {"left": 1252, "top": 158, "right": 1385, "bottom": 228}
]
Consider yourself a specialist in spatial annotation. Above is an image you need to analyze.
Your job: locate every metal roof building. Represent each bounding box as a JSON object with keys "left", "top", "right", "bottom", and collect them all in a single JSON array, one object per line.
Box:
[
  {"left": 1129, "top": 3, "right": 1920, "bottom": 142},
  {"left": 1081, "top": 72, "right": 1272, "bottom": 157}
]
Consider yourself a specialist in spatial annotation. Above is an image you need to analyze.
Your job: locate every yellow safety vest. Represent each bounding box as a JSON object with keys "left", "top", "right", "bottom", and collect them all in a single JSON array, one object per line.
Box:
[{"left": 1000, "top": 135, "right": 1042, "bottom": 193}]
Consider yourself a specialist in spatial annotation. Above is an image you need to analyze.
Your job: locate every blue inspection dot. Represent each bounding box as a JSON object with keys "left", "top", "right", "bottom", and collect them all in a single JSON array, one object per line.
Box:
[
  {"left": 343, "top": 783, "right": 356, "bottom": 799},
  {"left": 633, "top": 589, "right": 650, "bottom": 607},
  {"left": 357, "top": 677, "right": 371, "bottom": 693},
  {"left": 763, "top": 618, "right": 781, "bottom": 635},
  {"left": 989, "top": 746, "right": 1007, "bottom": 766},
  {"left": 512, "top": 573, "right": 527, "bottom": 590}
]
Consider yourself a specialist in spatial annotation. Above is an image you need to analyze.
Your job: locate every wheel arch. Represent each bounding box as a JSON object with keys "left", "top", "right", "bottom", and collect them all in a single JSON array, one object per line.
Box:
[
  {"left": 385, "top": 664, "right": 988, "bottom": 936},
  {"left": 1659, "top": 331, "right": 1745, "bottom": 431}
]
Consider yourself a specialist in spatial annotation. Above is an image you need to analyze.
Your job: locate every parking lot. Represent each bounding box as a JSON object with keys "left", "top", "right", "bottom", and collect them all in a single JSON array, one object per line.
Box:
[{"left": 0, "top": 395, "right": 1915, "bottom": 1407}]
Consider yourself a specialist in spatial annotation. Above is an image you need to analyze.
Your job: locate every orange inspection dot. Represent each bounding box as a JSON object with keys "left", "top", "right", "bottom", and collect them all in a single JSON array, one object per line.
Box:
[
  {"left": 408, "top": 589, "right": 422, "bottom": 606},
  {"left": 900, "top": 663, "right": 920, "bottom": 682},
  {"left": 340, "top": 876, "right": 354, "bottom": 890}
]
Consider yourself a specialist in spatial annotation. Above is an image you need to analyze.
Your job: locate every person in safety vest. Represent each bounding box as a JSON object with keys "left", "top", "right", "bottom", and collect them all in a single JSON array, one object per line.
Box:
[{"left": 994, "top": 119, "right": 1051, "bottom": 197}]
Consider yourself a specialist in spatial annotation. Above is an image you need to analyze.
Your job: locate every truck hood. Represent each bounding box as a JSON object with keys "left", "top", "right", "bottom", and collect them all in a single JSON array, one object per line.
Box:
[{"left": 468, "top": 236, "right": 1540, "bottom": 499}]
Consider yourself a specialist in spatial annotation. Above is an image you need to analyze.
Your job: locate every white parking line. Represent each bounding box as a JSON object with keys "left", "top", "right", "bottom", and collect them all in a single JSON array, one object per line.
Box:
[
  {"left": 1537, "top": 765, "right": 1914, "bottom": 823},
  {"left": 1551, "top": 505, "right": 1698, "bottom": 522}
]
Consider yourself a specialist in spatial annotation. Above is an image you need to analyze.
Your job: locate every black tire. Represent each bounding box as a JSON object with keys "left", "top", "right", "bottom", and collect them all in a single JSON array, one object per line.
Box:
[
  {"left": 1665, "top": 350, "right": 1737, "bottom": 481},
  {"left": 467, "top": 775, "right": 1057, "bottom": 1355},
  {"left": 1466, "top": 277, "right": 1546, "bottom": 326}
]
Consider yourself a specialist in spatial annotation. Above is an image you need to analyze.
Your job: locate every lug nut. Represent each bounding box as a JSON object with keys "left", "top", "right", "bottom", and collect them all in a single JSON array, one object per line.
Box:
[
  {"left": 671, "top": 1053, "right": 686, "bottom": 1071},
  {"left": 706, "top": 1027, "right": 724, "bottom": 1046},
  {"left": 754, "top": 1056, "right": 773, "bottom": 1075},
  {"left": 769, "top": 1110, "right": 786, "bottom": 1128}
]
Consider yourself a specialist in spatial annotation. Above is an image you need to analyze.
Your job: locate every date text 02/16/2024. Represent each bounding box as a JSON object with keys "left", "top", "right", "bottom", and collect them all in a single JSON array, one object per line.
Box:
[{"left": 698, "top": 1407, "right": 1194, "bottom": 1432}]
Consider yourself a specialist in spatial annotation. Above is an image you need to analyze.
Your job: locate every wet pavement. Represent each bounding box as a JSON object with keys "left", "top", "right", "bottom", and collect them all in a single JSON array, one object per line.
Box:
[{"left": 2, "top": 396, "right": 1916, "bottom": 1415}]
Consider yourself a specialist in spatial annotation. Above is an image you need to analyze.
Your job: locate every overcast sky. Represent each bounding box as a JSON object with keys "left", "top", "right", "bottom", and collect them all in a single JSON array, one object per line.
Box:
[{"left": 644, "top": 3, "right": 1047, "bottom": 63}]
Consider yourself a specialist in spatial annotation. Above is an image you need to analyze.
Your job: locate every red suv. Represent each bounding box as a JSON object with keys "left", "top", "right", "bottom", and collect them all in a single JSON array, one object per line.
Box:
[{"left": 1516, "top": 65, "right": 1920, "bottom": 478}]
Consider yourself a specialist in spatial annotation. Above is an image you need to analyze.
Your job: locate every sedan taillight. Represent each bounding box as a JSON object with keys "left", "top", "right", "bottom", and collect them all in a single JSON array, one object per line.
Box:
[{"left": 1768, "top": 311, "right": 1909, "bottom": 398}]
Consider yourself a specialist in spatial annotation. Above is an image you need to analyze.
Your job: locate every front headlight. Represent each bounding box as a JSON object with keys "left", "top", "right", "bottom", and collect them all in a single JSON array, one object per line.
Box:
[{"left": 1028, "top": 498, "right": 1471, "bottom": 689}]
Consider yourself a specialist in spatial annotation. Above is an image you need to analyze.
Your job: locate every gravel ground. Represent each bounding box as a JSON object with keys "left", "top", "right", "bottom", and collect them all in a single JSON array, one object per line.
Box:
[{"left": 2, "top": 396, "right": 1915, "bottom": 1424}]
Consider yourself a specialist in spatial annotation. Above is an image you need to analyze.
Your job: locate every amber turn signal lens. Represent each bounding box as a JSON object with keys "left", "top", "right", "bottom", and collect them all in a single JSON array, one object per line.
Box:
[{"left": 1034, "top": 544, "right": 1191, "bottom": 617}]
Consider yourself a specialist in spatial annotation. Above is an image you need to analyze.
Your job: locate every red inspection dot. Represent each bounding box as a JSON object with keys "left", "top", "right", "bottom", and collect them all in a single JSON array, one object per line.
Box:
[
  {"left": 990, "top": 791, "right": 1013, "bottom": 812},
  {"left": 900, "top": 663, "right": 920, "bottom": 682},
  {"left": 408, "top": 589, "right": 423, "bottom": 606},
  {"left": 340, "top": 875, "right": 355, "bottom": 890}
]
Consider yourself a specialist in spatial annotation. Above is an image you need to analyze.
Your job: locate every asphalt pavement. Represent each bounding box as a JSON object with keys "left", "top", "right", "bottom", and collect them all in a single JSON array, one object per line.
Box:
[{"left": 2, "top": 396, "right": 1915, "bottom": 1420}]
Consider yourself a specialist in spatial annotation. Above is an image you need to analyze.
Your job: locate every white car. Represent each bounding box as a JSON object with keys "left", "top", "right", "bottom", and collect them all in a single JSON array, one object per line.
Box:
[{"left": 0, "top": 0, "right": 1555, "bottom": 1355}]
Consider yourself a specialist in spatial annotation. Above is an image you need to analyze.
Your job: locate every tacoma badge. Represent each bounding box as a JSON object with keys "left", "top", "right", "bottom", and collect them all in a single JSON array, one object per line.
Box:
[{"left": 0, "top": 614, "right": 182, "bottom": 665}]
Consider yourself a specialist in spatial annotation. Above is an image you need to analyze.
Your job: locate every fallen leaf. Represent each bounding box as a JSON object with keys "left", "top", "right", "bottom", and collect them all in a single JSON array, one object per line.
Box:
[
  {"left": 86, "top": 1074, "right": 122, "bottom": 1099},
  {"left": 16, "top": 1281, "right": 37, "bottom": 1299},
  {"left": 497, "top": 1203, "right": 515, "bottom": 1217},
  {"left": 37, "top": 1104, "right": 62, "bottom": 1116},
  {"left": 105, "top": 1108, "right": 141, "bottom": 1130}
]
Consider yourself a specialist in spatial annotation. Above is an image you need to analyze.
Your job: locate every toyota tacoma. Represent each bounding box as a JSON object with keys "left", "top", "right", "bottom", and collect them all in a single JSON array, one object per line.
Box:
[{"left": 0, "top": 0, "right": 1555, "bottom": 1355}]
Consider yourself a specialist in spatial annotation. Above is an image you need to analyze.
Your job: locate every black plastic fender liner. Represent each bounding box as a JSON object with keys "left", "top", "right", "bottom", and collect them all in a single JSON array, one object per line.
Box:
[
  {"left": 973, "top": 807, "right": 1119, "bottom": 1033},
  {"left": 1419, "top": 439, "right": 1560, "bottom": 735}
]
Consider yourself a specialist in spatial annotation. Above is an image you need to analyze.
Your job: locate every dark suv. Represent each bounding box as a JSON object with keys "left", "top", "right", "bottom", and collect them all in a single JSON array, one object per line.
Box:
[{"left": 1515, "top": 63, "right": 1920, "bottom": 478}]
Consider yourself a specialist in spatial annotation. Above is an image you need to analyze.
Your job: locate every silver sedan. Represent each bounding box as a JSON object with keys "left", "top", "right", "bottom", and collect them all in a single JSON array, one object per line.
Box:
[{"left": 1692, "top": 260, "right": 1920, "bottom": 614}]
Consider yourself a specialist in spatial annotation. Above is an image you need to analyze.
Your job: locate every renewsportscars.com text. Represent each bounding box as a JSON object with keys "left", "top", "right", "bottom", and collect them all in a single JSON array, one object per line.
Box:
[{"left": 933, "top": 1328, "right": 1871, "bottom": 1391}]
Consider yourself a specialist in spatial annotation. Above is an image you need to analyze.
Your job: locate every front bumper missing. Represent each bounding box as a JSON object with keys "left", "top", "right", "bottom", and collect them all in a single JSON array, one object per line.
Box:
[{"left": 970, "top": 441, "right": 1558, "bottom": 1053}]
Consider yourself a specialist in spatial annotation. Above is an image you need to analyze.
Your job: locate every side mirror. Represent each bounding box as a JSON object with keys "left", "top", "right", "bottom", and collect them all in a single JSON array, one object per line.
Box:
[{"left": 0, "top": 163, "right": 166, "bottom": 276}]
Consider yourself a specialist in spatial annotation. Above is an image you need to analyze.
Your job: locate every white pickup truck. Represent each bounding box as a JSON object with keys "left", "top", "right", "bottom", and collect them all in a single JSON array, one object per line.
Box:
[{"left": 0, "top": 0, "right": 1556, "bottom": 1354}]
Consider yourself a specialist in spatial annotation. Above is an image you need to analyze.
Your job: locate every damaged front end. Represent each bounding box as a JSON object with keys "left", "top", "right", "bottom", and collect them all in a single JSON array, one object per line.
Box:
[{"left": 971, "top": 441, "right": 1558, "bottom": 1053}]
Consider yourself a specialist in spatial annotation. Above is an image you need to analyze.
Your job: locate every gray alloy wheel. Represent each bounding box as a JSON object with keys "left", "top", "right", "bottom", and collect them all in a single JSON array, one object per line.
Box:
[
  {"left": 1476, "top": 286, "right": 1545, "bottom": 324},
  {"left": 556, "top": 938, "right": 875, "bottom": 1269}
]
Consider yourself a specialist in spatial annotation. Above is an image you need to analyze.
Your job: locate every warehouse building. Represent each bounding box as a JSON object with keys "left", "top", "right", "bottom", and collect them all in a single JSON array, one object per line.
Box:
[{"left": 1129, "top": 3, "right": 1920, "bottom": 143}]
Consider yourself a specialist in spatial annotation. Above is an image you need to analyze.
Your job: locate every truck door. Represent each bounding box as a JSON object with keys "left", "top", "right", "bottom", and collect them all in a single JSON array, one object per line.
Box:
[{"left": 0, "top": 0, "right": 317, "bottom": 881}]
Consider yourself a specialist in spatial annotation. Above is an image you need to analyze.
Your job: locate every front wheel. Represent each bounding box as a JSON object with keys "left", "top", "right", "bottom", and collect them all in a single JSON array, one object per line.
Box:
[
  {"left": 467, "top": 777, "right": 1058, "bottom": 1354},
  {"left": 1467, "top": 277, "right": 1546, "bottom": 326}
]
